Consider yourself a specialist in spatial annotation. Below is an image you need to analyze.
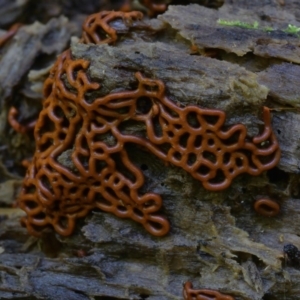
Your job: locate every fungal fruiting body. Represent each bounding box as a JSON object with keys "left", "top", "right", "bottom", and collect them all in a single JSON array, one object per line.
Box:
[
  {"left": 18, "top": 11, "right": 281, "bottom": 237},
  {"left": 183, "top": 282, "right": 235, "bottom": 300}
]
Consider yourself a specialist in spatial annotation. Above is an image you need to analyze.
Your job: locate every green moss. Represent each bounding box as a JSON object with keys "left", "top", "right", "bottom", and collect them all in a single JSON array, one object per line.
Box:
[
  {"left": 263, "top": 26, "right": 274, "bottom": 32},
  {"left": 217, "top": 19, "right": 259, "bottom": 29},
  {"left": 284, "top": 24, "right": 300, "bottom": 34}
]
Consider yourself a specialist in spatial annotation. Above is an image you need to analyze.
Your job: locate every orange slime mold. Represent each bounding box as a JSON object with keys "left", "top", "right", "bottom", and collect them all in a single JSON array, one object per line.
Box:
[
  {"left": 81, "top": 11, "right": 143, "bottom": 44},
  {"left": 139, "top": 0, "right": 168, "bottom": 16},
  {"left": 0, "top": 23, "right": 22, "bottom": 47},
  {"left": 254, "top": 198, "right": 280, "bottom": 217},
  {"left": 117, "top": 1, "right": 168, "bottom": 16},
  {"left": 18, "top": 11, "right": 280, "bottom": 237},
  {"left": 8, "top": 106, "right": 37, "bottom": 133},
  {"left": 183, "top": 282, "right": 235, "bottom": 300}
]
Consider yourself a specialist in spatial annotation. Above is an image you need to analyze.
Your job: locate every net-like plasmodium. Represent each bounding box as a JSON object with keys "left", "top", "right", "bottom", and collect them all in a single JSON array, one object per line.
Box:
[
  {"left": 19, "top": 50, "right": 170, "bottom": 237},
  {"left": 81, "top": 10, "right": 143, "bottom": 44},
  {"left": 183, "top": 282, "right": 235, "bottom": 300},
  {"left": 18, "top": 11, "right": 280, "bottom": 237}
]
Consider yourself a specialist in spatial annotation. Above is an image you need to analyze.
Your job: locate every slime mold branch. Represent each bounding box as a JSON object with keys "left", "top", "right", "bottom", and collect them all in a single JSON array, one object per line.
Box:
[
  {"left": 119, "top": 0, "right": 168, "bottom": 16},
  {"left": 81, "top": 11, "right": 143, "bottom": 44},
  {"left": 18, "top": 11, "right": 281, "bottom": 237},
  {"left": 139, "top": 0, "right": 168, "bottom": 16},
  {"left": 8, "top": 106, "right": 37, "bottom": 133},
  {"left": 0, "top": 23, "right": 22, "bottom": 47},
  {"left": 183, "top": 282, "right": 235, "bottom": 300}
]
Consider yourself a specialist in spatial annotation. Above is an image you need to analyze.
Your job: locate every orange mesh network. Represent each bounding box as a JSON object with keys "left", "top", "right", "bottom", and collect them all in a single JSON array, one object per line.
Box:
[
  {"left": 18, "top": 11, "right": 281, "bottom": 237},
  {"left": 19, "top": 50, "right": 170, "bottom": 237},
  {"left": 81, "top": 10, "right": 143, "bottom": 44},
  {"left": 183, "top": 282, "right": 235, "bottom": 300}
]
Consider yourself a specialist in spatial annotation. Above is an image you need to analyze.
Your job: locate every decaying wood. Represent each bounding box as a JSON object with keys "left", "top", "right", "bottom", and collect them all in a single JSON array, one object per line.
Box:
[{"left": 1, "top": 1, "right": 300, "bottom": 300}]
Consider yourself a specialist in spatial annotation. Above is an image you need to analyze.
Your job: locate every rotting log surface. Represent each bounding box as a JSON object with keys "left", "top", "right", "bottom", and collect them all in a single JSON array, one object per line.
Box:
[{"left": 1, "top": 1, "right": 300, "bottom": 300}]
